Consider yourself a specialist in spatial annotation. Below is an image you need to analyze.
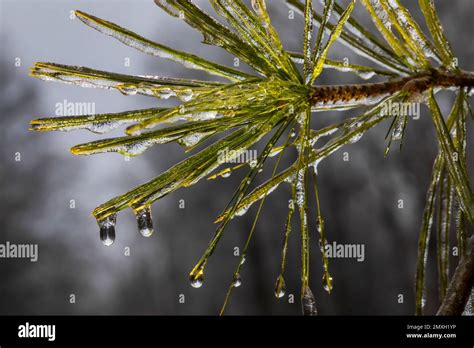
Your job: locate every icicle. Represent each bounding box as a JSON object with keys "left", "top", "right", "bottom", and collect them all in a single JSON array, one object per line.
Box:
[
  {"left": 301, "top": 286, "right": 318, "bottom": 315},
  {"left": 189, "top": 265, "right": 205, "bottom": 289},
  {"left": 274, "top": 275, "right": 286, "bottom": 298},
  {"left": 98, "top": 213, "right": 117, "bottom": 246},
  {"left": 391, "top": 115, "right": 406, "bottom": 140},
  {"left": 134, "top": 206, "right": 154, "bottom": 237}
]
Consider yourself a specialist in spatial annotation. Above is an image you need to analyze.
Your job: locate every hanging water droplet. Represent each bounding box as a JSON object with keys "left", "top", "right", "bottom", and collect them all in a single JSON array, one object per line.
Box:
[
  {"left": 221, "top": 171, "right": 232, "bottom": 178},
  {"left": 232, "top": 273, "right": 242, "bottom": 288},
  {"left": 189, "top": 269, "right": 204, "bottom": 289},
  {"left": 98, "top": 214, "right": 117, "bottom": 246},
  {"left": 274, "top": 275, "right": 286, "bottom": 298},
  {"left": 290, "top": 131, "right": 296, "bottom": 137},
  {"left": 301, "top": 286, "right": 317, "bottom": 316},
  {"left": 190, "top": 275, "right": 203, "bottom": 288},
  {"left": 135, "top": 206, "right": 154, "bottom": 237},
  {"left": 322, "top": 273, "right": 333, "bottom": 293}
]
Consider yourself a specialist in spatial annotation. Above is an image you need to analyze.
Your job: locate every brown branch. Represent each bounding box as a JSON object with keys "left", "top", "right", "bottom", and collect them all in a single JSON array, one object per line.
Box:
[
  {"left": 309, "top": 68, "right": 474, "bottom": 107},
  {"left": 437, "top": 236, "right": 474, "bottom": 315}
]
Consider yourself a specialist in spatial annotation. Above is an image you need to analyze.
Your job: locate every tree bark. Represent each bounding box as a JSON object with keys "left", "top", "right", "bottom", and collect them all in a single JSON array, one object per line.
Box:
[{"left": 437, "top": 236, "right": 474, "bottom": 315}]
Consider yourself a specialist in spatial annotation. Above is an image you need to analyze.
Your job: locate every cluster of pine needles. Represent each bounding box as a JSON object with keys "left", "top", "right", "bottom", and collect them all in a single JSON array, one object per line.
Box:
[{"left": 30, "top": 0, "right": 473, "bottom": 315}]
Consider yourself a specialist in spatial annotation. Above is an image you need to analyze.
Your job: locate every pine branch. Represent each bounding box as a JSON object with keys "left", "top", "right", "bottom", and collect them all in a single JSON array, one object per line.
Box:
[{"left": 310, "top": 69, "right": 474, "bottom": 108}]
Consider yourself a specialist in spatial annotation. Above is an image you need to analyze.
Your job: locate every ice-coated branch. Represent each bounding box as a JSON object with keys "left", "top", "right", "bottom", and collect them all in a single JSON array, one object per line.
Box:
[
  {"left": 437, "top": 236, "right": 474, "bottom": 315},
  {"left": 309, "top": 69, "right": 474, "bottom": 108}
]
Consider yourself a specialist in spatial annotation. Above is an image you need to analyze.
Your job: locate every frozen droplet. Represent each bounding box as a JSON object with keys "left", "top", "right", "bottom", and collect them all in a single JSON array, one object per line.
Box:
[
  {"left": 98, "top": 214, "right": 117, "bottom": 246},
  {"left": 135, "top": 206, "right": 154, "bottom": 237},
  {"left": 193, "top": 111, "right": 220, "bottom": 121},
  {"left": 157, "top": 88, "right": 175, "bottom": 99},
  {"left": 240, "top": 255, "right": 246, "bottom": 265},
  {"left": 322, "top": 273, "right": 333, "bottom": 293},
  {"left": 190, "top": 276, "right": 203, "bottom": 288},
  {"left": 189, "top": 269, "right": 204, "bottom": 289},
  {"left": 356, "top": 70, "right": 376, "bottom": 80},
  {"left": 86, "top": 121, "right": 121, "bottom": 134},
  {"left": 318, "top": 237, "right": 328, "bottom": 252},
  {"left": 310, "top": 159, "right": 321, "bottom": 175},
  {"left": 232, "top": 274, "right": 242, "bottom": 288},
  {"left": 118, "top": 84, "right": 138, "bottom": 96},
  {"left": 295, "top": 169, "right": 306, "bottom": 208},
  {"left": 274, "top": 275, "right": 286, "bottom": 299},
  {"left": 120, "top": 140, "right": 155, "bottom": 157},
  {"left": 421, "top": 296, "right": 427, "bottom": 310},
  {"left": 316, "top": 217, "right": 324, "bottom": 234},
  {"left": 177, "top": 132, "right": 210, "bottom": 147},
  {"left": 178, "top": 89, "right": 193, "bottom": 102},
  {"left": 348, "top": 132, "right": 363, "bottom": 144},
  {"left": 248, "top": 159, "right": 258, "bottom": 168},
  {"left": 301, "top": 286, "right": 318, "bottom": 316},
  {"left": 251, "top": 0, "right": 266, "bottom": 12},
  {"left": 284, "top": 174, "right": 295, "bottom": 184},
  {"left": 202, "top": 32, "right": 221, "bottom": 46},
  {"left": 235, "top": 205, "right": 250, "bottom": 217},
  {"left": 391, "top": 116, "right": 405, "bottom": 140}
]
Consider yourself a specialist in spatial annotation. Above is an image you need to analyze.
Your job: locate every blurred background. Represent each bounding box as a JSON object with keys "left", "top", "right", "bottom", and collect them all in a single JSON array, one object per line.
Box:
[{"left": 0, "top": 0, "right": 472, "bottom": 315}]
